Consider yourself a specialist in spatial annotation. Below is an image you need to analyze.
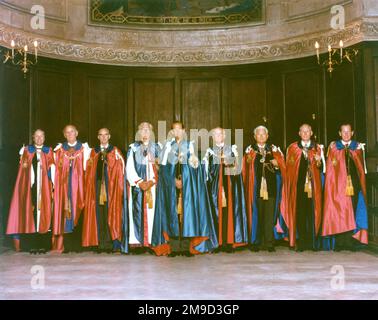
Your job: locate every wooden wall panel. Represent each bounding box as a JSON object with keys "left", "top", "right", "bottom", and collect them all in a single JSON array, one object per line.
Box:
[
  {"left": 34, "top": 69, "right": 71, "bottom": 147},
  {"left": 88, "top": 77, "right": 126, "bottom": 149},
  {"left": 133, "top": 79, "right": 175, "bottom": 142},
  {"left": 228, "top": 77, "right": 267, "bottom": 148},
  {"left": 283, "top": 68, "right": 321, "bottom": 146},
  {"left": 325, "top": 62, "right": 356, "bottom": 143},
  {"left": 181, "top": 79, "right": 221, "bottom": 132}
]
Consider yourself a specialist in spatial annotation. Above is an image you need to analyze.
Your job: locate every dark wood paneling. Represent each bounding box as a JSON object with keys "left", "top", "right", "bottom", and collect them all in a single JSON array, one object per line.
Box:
[
  {"left": 325, "top": 62, "right": 356, "bottom": 143},
  {"left": 133, "top": 79, "right": 175, "bottom": 142},
  {"left": 34, "top": 69, "right": 71, "bottom": 146},
  {"left": 88, "top": 77, "right": 126, "bottom": 149},
  {"left": 283, "top": 68, "right": 321, "bottom": 146},
  {"left": 182, "top": 79, "right": 221, "bottom": 131},
  {"left": 228, "top": 77, "right": 267, "bottom": 148}
]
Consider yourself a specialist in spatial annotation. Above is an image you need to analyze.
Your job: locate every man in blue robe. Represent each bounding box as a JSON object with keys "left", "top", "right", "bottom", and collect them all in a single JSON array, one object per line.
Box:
[
  {"left": 203, "top": 127, "right": 248, "bottom": 253},
  {"left": 152, "top": 121, "right": 218, "bottom": 257}
]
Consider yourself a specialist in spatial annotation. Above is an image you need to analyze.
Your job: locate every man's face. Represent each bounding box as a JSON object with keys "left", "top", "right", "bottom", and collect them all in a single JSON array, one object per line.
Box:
[
  {"left": 339, "top": 125, "right": 354, "bottom": 142},
  {"left": 64, "top": 126, "right": 78, "bottom": 144},
  {"left": 212, "top": 128, "right": 225, "bottom": 145},
  {"left": 139, "top": 124, "right": 151, "bottom": 143},
  {"left": 33, "top": 130, "right": 45, "bottom": 146},
  {"left": 98, "top": 129, "right": 110, "bottom": 146},
  {"left": 299, "top": 125, "right": 313, "bottom": 142},
  {"left": 254, "top": 128, "right": 268, "bottom": 145},
  {"left": 172, "top": 123, "right": 184, "bottom": 140}
]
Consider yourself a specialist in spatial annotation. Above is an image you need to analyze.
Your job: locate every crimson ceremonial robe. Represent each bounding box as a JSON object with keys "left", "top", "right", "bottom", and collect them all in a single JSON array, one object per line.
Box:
[
  {"left": 322, "top": 140, "right": 368, "bottom": 244},
  {"left": 242, "top": 145, "right": 287, "bottom": 243},
  {"left": 82, "top": 146, "right": 124, "bottom": 247},
  {"left": 52, "top": 142, "right": 88, "bottom": 251},
  {"left": 280, "top": 142, "right": 323, "bottom": 247},
  {"left": 6, "top": 145, "right": 54, "bottom": 235}
]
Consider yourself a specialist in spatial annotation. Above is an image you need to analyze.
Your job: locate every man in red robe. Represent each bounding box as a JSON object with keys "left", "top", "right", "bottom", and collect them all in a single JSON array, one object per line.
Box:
[
  {"left": 52, "top": 125, "right": 91, "bottom": 253},
  {"left": 242, "top": 126, "right": 286, "bottom": 252},
  {"left": 6, "top": 129, "right": 55, "bottom": 254},
  {"left": 82, "top": 128, "right": 124, "bottom": 253},
  {"left": 281, "top": 124, "right": 325, "bottom": 251},
  {"left": 322, "top": 124, "right": 368, "bottom": 251}
]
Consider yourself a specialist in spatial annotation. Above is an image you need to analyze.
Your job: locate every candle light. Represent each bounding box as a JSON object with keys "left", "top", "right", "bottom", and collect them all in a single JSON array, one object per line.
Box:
[
  {"left": 24, "top": 45, "right": 28, "bottom": 52},
  {"left": 328, "top": 44, "right": 332, "bottom": 52},
  {"left": 10, "top": 39, "right": 15, "bottom": 58},
  {"left": 339, "top": 40, "right": 344, "bottom": 62},
  {"left": 315, "top": 41, "right": 320, "bottom": 63},
  {"left": 33, "top": 40, "right": 38, "bottom": 61}
]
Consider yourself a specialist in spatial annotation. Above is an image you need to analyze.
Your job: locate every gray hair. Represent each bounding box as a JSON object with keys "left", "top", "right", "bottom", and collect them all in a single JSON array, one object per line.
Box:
[{"left": 253, "top": 125, "right": 269, "bottom": 136}]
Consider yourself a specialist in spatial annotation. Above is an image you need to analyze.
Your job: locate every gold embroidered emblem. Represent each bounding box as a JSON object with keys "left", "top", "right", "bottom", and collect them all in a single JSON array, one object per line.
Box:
[
  {"left": 332, "top": 158, "right": 338, "bottom": 166},
  {"left": 22, "top": 161, "right": 28, "bottom": 168},
  {"left": 247, "top": 155, "right": 253, "bottom": 163},
  {"left": 59, "top": 158, "right": 64, "bottom": 168},
  {"left": 288, "top": 156, "right": 295, "bottom": 165}
]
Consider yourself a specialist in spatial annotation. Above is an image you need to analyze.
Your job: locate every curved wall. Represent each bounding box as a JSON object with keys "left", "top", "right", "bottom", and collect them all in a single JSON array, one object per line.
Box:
[{"left": 0, "top": 0, "right": 377, "bottom": 66}]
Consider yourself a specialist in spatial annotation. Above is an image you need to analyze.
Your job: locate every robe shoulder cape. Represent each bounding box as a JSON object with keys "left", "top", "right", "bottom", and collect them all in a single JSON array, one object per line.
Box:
[
  {"left": 322, "top": 140, "right": 368, "bottom": 244},
  {"left": 242, "top": 144, "right": 287, "bottom": 244},
  {"left": 82, "top": 145, "right": 124, "bottom": 247},
  {"left": 7, "top": 145, "right": 54, "bottom": 235},
  {"left": 280, "top": 142, "right": 323, "bottom": 247},
  {"left": 151, "top": 139, "right": 218, "bottom": 255}
]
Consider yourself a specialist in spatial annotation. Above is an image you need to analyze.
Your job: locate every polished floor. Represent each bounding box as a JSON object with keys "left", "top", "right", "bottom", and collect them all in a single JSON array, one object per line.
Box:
[{"left": 1, "top": 247, "right": 378, "bottom": 300}]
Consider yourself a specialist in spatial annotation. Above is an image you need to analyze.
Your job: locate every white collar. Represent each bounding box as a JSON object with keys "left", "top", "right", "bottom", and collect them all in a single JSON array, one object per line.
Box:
[
  {"left": 301, "top": 140, "right": 311, "bottom": 147},
  {"left": 101, "top": 144, "right": 109, "bottom": 149},
  {"left": 257, "top": 144, "right": 266, "bottom": 149},
  {"left": 342, "top": 140, "right": 351, "bottom": 146},
  {"left": 215, "top": 143, "right": 225, "bottom": 148},
  {"left": 34, "top": 145, "right": 43, "bottom": 150},
  {"left": 67, "top": 141, "right": 77, "bottom": 147}
]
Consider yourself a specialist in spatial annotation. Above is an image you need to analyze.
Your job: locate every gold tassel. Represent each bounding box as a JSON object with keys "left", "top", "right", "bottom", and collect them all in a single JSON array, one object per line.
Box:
[
  {"left": 99, "top": 180, "right": 107, "bottom": 205},
  {"left": 177, "top": 192, "right": 183, "bottom": 216},
  {"left": 146, "top": 188, "right": 153, "bottom": 209},
  {"left": 260, "top": 177, "right": 269, "bottom": 200},
  {"left": 221, "top": 187, "right": 227, "bottom": 207},
  {"left": 304, "top": 173, "right": 312, "bottom": 198},
  {"left": 64, "top": 198, "right": 72, "bottom": 220},
  {"left": 346, "top": 175, "right": 354, "bottom": 196}
]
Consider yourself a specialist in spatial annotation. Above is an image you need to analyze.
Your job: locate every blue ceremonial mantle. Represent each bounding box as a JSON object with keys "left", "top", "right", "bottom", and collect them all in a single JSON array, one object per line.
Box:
[
  {"left": 127, "top": 142, "right": 161, "bottom": 245},
  {"left": 205, "top": 145, "right": 248, "bottom": 244},
  {"left": 151, "top": 139, "right": 218, "bottom": 252}
]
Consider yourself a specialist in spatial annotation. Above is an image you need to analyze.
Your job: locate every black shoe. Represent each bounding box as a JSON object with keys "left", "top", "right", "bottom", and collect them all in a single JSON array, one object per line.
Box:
[
  {"left": 183, "top": 250, "right": 194, "bottom": 257},
  {"left": 38, "top": 248, "right": 46, "bottom": 254},
  {"left": 249, "top": 246, "right": 260, "bottom": 252},
  {"left": 268, "top": 247, "right": 276, "bottom": 252},
  {"left": 224, "top": 247, "right": 235, "bottom": 253},
  {"left": 168, "top": 252, "right": 178, "bottom": 257},
  {"left": 295, "top": 247, "right": 304, "bottom": 252},
  {"left": 29, "top": 249, "right": 38, "bottom": 255}
]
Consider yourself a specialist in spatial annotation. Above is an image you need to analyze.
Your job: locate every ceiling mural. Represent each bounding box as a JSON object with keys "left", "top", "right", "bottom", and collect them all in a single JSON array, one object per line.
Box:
[{"left": 90, "top": 0, "right": 264, "bottom": 27}]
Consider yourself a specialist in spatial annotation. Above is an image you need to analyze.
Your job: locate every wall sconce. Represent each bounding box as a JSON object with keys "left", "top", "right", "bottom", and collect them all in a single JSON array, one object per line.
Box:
[
  {"left": 2, "top": 39, "right": 38, "bottom": 77},
  {"left": 314, "top": 40, "right": 358, "bottom": 75}
]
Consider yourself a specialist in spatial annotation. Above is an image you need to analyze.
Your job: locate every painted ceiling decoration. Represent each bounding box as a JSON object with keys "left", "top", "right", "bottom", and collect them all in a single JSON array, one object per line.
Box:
[{"left": 90, "top": 0, "right": 264, "bottom": 26}]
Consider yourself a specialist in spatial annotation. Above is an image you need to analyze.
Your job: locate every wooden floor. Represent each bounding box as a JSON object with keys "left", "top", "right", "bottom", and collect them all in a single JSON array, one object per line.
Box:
[{"left": 1, "top": 247, "right": 378, "bottom": 300}]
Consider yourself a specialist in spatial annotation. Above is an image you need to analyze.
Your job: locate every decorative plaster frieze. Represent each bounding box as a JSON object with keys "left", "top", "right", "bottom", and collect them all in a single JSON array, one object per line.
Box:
[{"left": 0, "top": 19, "right": 376, "bottom": 66}]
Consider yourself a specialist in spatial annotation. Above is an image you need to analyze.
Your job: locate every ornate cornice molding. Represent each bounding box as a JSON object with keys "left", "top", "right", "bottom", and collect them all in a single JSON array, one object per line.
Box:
[{"left": 0, "top": 19, "right": 377, "bottom": 67}]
